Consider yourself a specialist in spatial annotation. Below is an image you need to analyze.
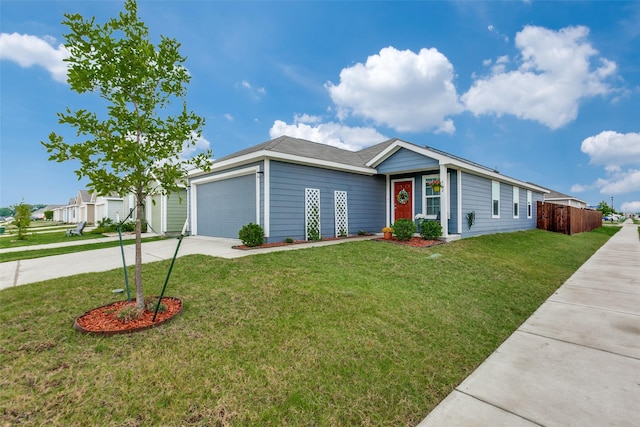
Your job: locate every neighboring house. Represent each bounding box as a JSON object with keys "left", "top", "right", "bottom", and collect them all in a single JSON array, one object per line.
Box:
[
  {"left": 145, "top": 184, "right": 188, "bottom": 236},
  {"left": 188, "top": 136, "right": 548, "bottom": 243},
  {"left": 53, "top": 190, "right": 124, "bottom": 224},
  {"left": 53, "top": 197, "right": 80, "bottom": 223},
  {"left": 94, "top": 193, "right": 124, "bottom": 223},
  {"left": 542, "top": 188, "right": 588, "bottom": 209}
]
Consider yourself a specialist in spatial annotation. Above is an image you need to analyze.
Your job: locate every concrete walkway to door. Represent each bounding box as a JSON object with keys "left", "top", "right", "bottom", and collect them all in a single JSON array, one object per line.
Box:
[{"left": 418, "top": 220, "right": 640, "bottom": 426}]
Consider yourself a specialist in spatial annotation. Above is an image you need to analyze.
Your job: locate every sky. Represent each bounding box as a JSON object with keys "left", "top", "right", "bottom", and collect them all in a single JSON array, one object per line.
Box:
[{"left": 1, "top": 0, "right": 639, "bottom": 213}]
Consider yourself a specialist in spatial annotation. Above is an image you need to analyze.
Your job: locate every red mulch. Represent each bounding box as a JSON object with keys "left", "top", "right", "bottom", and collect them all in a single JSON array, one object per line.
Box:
[
  {"left": 232, "top": 235, "right": 370, "bottom": 250},
  {"left": 233, "top": 235, "right": 443, "bottom": 250},
  {"left": 374, "top": 236, "right": 444, "bottom": 248},
  {"left": 74, "top": 297, "right": 182, "bottom": 334}
]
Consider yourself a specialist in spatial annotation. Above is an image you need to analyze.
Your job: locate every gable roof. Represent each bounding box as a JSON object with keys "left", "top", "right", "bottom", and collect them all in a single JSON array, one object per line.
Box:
[
  {"left": 192, "top": 135, "right": 548, "bottom": 193},
  {"left": 200, "top": 135, "right": 376, "bottom": 175}
]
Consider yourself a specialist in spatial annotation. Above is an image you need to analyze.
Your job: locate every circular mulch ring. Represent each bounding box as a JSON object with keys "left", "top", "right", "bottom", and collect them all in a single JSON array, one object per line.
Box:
[{"left": 73, "top": 297, "right": 182, "bottom": 336}]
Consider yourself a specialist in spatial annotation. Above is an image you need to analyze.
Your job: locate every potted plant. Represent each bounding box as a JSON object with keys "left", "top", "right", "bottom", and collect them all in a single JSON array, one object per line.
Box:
[
  {"left": 429, "top": 179, "right": 442, "bottom": 193},
  {"left": 382, "top": 226, "right": 393, "bottom": 240}
]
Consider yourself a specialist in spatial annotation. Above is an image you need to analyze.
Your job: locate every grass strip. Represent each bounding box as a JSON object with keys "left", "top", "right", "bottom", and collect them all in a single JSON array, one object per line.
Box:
[
  {"left": 0, "top": 227, "right": 618, "bottom": 426},
  {"left": 0, "top": 236, "right": 165, "bottom": 263}
]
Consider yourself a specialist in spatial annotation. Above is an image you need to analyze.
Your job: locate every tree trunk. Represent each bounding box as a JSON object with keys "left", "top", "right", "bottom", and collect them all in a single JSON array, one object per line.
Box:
[{"left": 135, "top": 187, "right": 144, "bottom": 311}]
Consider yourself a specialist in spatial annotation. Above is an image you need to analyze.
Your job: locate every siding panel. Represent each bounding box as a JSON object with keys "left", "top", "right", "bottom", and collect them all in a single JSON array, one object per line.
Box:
[
  {"left": 377, "top": 148, "right": 439, "bottom": 174},
  {"left": 269, "top": 161, "right": 386, "bottom": 241}
]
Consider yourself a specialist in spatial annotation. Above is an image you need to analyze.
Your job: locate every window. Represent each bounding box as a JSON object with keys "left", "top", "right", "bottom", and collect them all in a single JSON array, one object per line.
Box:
[
  {"left": 527, "top": 190, "right": 532, "bottom": 218},
  {"left": 492, "top": 181, "right": 500, "bottom": 218},
  {"left": 423, "top": 175, "right": 441, "bottom": 219},
  {"left": 513, "top": 187, "right": 520, "bottom": 218}
]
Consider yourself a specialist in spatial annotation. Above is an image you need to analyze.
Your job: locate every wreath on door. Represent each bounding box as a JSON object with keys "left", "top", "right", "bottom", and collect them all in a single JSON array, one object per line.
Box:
[{"left": 396, "top": 189, "right": 409, "bottom": 205}]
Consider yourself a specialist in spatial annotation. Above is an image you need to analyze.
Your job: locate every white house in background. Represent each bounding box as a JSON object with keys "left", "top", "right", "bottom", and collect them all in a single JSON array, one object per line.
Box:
[
  {"left": 95, "top": 193, "right": 124, "bottom": 224},
  {"left": 542, "top": 188, "right": 588, "bottom": 209},
  {"left": 53, "top": 190, "right": 124, "bottom": 224}
]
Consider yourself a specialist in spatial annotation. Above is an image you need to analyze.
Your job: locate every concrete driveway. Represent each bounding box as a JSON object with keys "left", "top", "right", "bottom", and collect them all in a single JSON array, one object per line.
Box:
[{"left": 0, "top": 235, "right": 375, "bottom": 290}]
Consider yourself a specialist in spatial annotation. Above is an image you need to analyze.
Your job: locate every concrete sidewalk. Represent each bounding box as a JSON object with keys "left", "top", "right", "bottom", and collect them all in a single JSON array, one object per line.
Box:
[
  {"left": 0, "top": 234, "right": 376, "bottom": 290},
  {"left": 419, "top": 220, "right": 640, "bottom": 426}
]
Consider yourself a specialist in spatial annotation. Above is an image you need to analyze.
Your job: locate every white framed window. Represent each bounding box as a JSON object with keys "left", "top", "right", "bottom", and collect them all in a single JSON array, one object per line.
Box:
[
  {"left": 513, "top": 187, "right": 520, "bottom": 219},
  {"left": 527, "top": 190, "right": 533, "bottom": 219},
  {"left": 492, "top": 180, "right": 500, "bottom": 218},
  {"left": 422, "top": 175, "right": 441, "bottom": 220}
]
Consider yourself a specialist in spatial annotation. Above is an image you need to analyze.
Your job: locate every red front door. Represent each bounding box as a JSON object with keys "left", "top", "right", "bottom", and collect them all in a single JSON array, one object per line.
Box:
[{"left": 393, "top": 180, "right": 413, "bottom": 221}]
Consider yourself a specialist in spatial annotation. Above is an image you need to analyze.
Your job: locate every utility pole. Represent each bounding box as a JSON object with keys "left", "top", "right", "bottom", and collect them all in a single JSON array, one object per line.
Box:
[{"left": 611, "top": 196, "right": 614, "bottom": 212}]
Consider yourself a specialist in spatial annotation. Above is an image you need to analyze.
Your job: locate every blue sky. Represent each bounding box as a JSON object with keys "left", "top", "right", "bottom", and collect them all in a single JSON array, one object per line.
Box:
[{"left": 1, "top": 0, "right": 639, "bottom": 212}]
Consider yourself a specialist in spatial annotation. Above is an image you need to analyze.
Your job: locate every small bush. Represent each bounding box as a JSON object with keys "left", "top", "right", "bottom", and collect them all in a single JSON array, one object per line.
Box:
[
  {"left": 145, "top": 296, "right": 167, "bottom": 313},
  {"left": 357, "top": 230, "right": 367, "bottom": 236},
  {"left": 116, "top": 305, "right": 141, "bottom": 322},
  {"left": 285, "top": 237, "right": 294, "bottom": 243},
  {"left": 392, "top": 219, "right": 416, "bottom": 241},
  {"left": 238, "top": 222, "right": 265, "bottom": 247},
  {"left": 420, "top": 220, "right": 442, "bottom": 240}
]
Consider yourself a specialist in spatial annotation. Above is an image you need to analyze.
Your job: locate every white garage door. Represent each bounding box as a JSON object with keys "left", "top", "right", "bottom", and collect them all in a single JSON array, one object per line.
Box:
[{"left": 196, "top": 174, "right": 256, "bottom": 238}]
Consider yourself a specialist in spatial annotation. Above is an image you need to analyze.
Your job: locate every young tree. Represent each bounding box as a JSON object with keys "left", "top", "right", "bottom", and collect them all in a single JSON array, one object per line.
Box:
[
  {"left": 12, "top": 202, "right": 31, "bottom": 240},
  {"left": 43, "top": 0, "right": 212, "bottom": 311}
]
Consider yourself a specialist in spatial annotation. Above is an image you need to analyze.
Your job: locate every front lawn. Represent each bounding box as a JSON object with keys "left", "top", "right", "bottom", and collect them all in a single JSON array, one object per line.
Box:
[{"left": 0, "top": 227, "right": 618, "bottom": 426}]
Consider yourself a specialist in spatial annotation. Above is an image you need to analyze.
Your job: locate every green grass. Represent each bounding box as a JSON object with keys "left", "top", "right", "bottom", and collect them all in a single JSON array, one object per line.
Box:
[
  {"left": 0, "top": 236, "right": 167, "bottom": 263},
  {"left": 0, "top": 227, "right": 618, "bottom": 426},
  {"left": 0, "top": 230, "right": 101, "bottom": 249}
]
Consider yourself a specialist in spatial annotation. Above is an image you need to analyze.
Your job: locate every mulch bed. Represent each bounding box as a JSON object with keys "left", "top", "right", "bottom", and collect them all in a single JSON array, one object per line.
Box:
[
  {"left": 233, "top": 235, "right": 444, "bottom": 250},
  {"left": 232, "top": 235, "right": 372, "bottom": 251},
  {"left": 73, "top": 297, "right": 182, "bottom": 335},
  {"left": 374, "top": 236, "right": 445, "bottom": 248}
]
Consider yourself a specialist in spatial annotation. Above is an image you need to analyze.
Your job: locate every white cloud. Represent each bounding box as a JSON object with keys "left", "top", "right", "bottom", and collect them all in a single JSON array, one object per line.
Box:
[
  {"left": 224, "top": 113, "right": 234, "bottom": 122},
  {"left": 180, "top": 131, "right": 211, "bottom": 159},
  {"left": 462, "top": 25, "right": 616, "bottom": 129},
  {"left": 269, "top": 118, "right": 387, "bottom": 151},
  {"left": 0, "top": 32, "right": 69, "bottom": 83},
  {"left": 580, "top": 131, "right": 640, "bottom": 171},
  {"left": 238, "top": 80, "right": 266, "bottom": 99},
  {"left": 620, "top": 201, "right": 640, "bottom": 213},
  {"left": 597, "top": 169, "right": 640, "bottom": 195},
  {"left": 326, "top": 46, "right": 462, "bottom": 133}
]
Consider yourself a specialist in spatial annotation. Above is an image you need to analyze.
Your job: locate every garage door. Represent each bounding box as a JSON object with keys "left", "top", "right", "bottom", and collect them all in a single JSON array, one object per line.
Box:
[{"left": 196, "top": 174, "right": 256, "bottom": 238}]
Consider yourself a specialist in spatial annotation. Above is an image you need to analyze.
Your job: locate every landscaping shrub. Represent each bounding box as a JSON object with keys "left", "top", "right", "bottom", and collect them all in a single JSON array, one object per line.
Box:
[
  {"left": 420, "top": 220, "right": 443, "bottom": 240},
  {"left": 392, "top": 218, "right": 416, "bottom": 241},
  {"left": 239, "top": 222, "right": 265, "bottom": 247}
]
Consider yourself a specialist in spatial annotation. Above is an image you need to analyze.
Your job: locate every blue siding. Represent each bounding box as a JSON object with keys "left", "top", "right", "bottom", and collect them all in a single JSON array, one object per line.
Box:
[
  {"left": 268, "top": 161, "right": 386, "bottom": 241},
  {"left": 460, "top": 172, "right": 541, "bottom": 238},
  {"left": 377, "top": 148, "right": 438, "bottom": 174}
]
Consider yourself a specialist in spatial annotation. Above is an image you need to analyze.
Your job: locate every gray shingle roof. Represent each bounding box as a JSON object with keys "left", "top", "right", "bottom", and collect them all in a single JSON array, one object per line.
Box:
[{"left": 216, "top": 135, "right": 372, "bottom": 168}]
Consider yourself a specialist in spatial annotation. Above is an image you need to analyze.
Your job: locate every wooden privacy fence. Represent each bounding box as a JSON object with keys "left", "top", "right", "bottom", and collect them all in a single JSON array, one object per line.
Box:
[{"left": 537, "top": 201, "right": 603, "bottom": 235}]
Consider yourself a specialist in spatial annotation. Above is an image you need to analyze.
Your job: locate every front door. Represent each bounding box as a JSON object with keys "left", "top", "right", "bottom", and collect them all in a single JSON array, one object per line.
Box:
[{"left": 393, "top": 180, "right": 413, "bottom": 221}]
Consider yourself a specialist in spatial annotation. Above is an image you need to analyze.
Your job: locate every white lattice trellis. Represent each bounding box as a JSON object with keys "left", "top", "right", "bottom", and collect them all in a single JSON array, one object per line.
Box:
[
  {"left": 334, "top": 191, "right": 348, "bottom": 237},
  {"left": 305, "top": 188, "right": 321, "bottom": 240}
]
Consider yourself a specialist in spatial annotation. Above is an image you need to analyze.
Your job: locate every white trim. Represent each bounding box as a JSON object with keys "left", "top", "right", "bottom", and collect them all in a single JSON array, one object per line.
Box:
[
  {"left": 440, "top": 164, "right": 449, "bottom": 238},
  {"left": 162, "top": 193, "right": 168, "bottom": 233},
  {"left": 492, "top": 180, "right": 500, "bottom": 219},
  {"left": 420, "top": 173, "right": 440, "bottom": 220},
  {"left": 513, "top": 187, "right": 520, "bottom": 219},
  {"left": 385, "top": 176, "right": 391, "bottom": 227},
  {"left": 188, "top": 149, "right": 376, "bottom": 179},
  {"left": 457, "top": 169, "right": 463, "bottom": 234},
  {"left": 263, "top": 159, "right": 270, "bottom": 238},
  {"left": 390, "top": 177, "right": 415, "bottom": 224},
  {"left": 191, "top": 166, "right": 260, "bottom": 185},
  {"left": 367, "top": 139, "right": 549, "bottom": 194},
  {"left": 190, "top": 166, "right": 260, "bottom": 236}
]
